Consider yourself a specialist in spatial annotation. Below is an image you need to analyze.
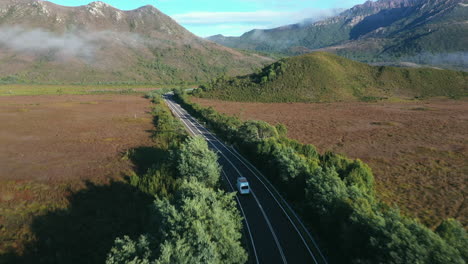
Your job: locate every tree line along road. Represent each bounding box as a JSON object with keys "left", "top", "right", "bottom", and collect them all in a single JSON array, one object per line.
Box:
[{"left": 164, "top": 94, "right": 328, "bottom": 264}]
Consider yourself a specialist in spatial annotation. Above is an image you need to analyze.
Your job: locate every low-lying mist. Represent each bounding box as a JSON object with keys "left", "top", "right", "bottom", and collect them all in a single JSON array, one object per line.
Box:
[
  {"left": 0, "top": 26, "right": 143, "bottom": 62},
  {"left": 403, "top": 52, "right": 468, "bottom": 70}
]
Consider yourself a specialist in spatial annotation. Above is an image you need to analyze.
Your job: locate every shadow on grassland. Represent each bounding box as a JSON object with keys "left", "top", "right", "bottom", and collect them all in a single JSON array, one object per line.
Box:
[
  {"left": 0, "top": 144, "right": 173, "bottom": 264},
  {"left": 1, "top": 180, "right": 154, "bottom": 264},
  {"left": 126, "top": 146, "right": 169, "bottom": 175}
]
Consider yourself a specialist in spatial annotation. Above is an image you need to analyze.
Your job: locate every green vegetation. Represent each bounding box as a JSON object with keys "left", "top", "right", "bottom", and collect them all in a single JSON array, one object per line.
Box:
[
  {"left": 208, "top": 0, "right": 467, "bottom": 69},
  {"left": 0, "top": 1, "right": 272, "bottom": 84},
  {"left": 436, "top": 219, "right": 468, "bottom": 260},
  {"left": 0, "top": 45, "right": 268, "bottom": 85},
  {"left": 0, "top": 84, "right": 196, "bottom": 96},
  {"left": 107, "top": 90, "right": 247, "bottom": 264},
  {"left": 195, "top": 52, "right": 468, "bottom": 103},
  {"left": 107, "top": 180, "right": 246, "bottom": 264},
  {"left": 130, "top": 45, "right": 269, "bottom": 84},
  {"left": 174, "top": 91, "right": 467, "bottom": 264},
  {"left": 1, "top": 89, "right": 247, "bottom": 264},
  {"left": 175, "top": 137, "right": 221, "bottom": 189}
]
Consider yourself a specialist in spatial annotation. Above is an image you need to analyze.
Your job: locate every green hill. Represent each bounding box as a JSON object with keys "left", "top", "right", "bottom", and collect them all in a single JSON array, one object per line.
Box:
[{"left": 194, "top": 52, "right": 468, "bottom": 102}]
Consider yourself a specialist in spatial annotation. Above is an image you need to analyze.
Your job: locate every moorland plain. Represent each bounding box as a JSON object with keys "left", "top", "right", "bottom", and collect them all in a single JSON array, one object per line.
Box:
[
  {"left": 0, "top": 84, "right": 190, "bottom": 96},
  {"left": 0, "top": 94, "right": 154, "bottom": 255},
  {"left": 191, "top": 97, "right": 468, "bottom": 228}
]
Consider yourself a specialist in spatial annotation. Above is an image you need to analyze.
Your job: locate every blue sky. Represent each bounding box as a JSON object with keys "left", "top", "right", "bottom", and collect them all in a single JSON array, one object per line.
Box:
[{"left": 46, "top": 0, "right": 367, "bottom": 37}]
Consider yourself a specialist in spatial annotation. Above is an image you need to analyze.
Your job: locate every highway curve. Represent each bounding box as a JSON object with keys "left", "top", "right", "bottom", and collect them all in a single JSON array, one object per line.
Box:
[{"left": 164, "top": 94, "right": 327, "bottom": 264}]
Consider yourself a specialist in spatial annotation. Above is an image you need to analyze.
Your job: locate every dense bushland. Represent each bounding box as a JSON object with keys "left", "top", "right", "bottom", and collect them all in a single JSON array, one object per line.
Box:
[
  {"left": 107, "top": 90, "right": 247, "bottom": 264},
  {"left": 194, "top": 52, "right": 468, "bottom": 103},
  {"left": 174, "top": 91, "right": 467, "bottom": 264}
]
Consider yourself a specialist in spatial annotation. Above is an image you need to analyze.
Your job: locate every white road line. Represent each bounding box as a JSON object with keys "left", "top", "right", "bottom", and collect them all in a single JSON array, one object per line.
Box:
[
  {"left": 215, "top": 141, "right": 320, "bottom": 263},
  {"left": 229, "top": 147, "right": 327, "bottom": 263},
  {"left": 165, "top": 98, "right": 288, "bottom": 264},
  {"left": 167, "top": 97, "right": 324, "bottom": 263},
  {"left": 221, "top": 170, "right": 259, "bottom": 264}
]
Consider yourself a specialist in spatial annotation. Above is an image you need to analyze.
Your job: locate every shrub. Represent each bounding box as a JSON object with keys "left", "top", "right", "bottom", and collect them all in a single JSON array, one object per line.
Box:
[
  {"left": 106, "top": 235, "right": 153, "bottom": 264},
  {"left": 150, "top": 101, "right": 187, "bottom": 149},
  {"left": 436, "top": 219, "right": 468, "bottom": 260},
  {"left": 305, "top": 166, "right": 348, "bottom": 217},
  {"left": 128, "top": 164, "right": 180, "bottom": 199},
  {"left": 108, "top": 91, "right": 247, "bottom": 264},
  {"left": 145, "top": 89, "right": 172, "bottom": 103},
  {"left": 174, "top": 136, "right": 221, "bottom": 189},
  {"left": 107, "top": 181, "right": 247, "bottom": 264},
  {"left": 195, "top": 53, "right": 468, "bottom": 103},
  {"left": 238, "top": 120, "right": 279, "bottom": 143},
  {"left": 174, "top": 92, "right": 466, "bottom": 264},
  {"left": 275, "top": 123, "right": 288, "bottom": 137},
  {"left": 154, "top": 181, "right": 247, "bottom": 264}
]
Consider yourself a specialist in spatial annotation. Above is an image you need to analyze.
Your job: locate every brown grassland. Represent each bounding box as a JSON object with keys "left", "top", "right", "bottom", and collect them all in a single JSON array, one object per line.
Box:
[
  {"left": 191, "top": 97, "right": 468, "bottom": 228},
  {"left": 0, "top": 95, "right": 154, "bottom": 255}
]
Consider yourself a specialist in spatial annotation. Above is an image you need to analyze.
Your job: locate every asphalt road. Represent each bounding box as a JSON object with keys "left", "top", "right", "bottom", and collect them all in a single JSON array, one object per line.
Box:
[{"left": 164, "top": 94, "right": 327, "bottom": 264}]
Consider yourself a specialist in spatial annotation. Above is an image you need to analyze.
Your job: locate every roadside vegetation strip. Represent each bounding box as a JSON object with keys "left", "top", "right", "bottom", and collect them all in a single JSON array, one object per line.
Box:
[
  {"left": 220, "top": 170, "right": 260, "bottom": 264},
  {"left": 226, "top": 145, "right": 326, "bottom": 263},
  {"left": 165, "top": 96, "right": 323, "bottom": 264},
  {"left": 173, "top": 90, "right": 468, "bottom": 264},
  {"left": 166, "top": 97, "right": 287, "bottom": 263},
  {"left": 106, "top": 89, "right": 248, "bottom": 264},
  {"left": 166, "top": 95, "right": 261, "bottom": 264}
]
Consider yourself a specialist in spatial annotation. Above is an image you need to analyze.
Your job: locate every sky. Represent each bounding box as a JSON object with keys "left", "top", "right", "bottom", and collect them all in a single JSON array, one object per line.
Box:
[{"left": 46, "top": 0, "right": 367, "bottom": 37}]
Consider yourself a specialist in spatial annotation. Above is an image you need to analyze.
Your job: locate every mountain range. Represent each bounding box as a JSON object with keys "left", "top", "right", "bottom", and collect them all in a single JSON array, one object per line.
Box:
[
  {"left": 208, "top": 0, "right": 468, "bottom": 70},
  {"left": 0, "top": 0, "right": 272, "bottom": 83}
]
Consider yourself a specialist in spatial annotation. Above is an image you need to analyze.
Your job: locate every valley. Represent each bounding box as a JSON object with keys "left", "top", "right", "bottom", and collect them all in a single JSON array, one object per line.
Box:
[
  {"left": 191, "top": 97, "right": 468, "bottom": 228},
  {"left": 0, "top": 0, "right": 467, "bottom": 263}
]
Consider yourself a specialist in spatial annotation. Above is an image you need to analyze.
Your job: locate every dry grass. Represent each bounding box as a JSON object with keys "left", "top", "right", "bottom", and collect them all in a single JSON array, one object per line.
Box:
[
  {"left": 0, "top": 95, "right": 154, "bottom": 255},
  {"left": 0, "top": 84, "right": 181, "bottom": 96},
  {"left": 192, "top": 97, "right": 468, "bottom": 228}
]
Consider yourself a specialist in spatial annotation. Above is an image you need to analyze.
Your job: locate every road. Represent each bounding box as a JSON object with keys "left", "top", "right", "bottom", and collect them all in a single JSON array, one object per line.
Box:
[{"left": 164, "top": 94, "right": 327, "bottom": 264}]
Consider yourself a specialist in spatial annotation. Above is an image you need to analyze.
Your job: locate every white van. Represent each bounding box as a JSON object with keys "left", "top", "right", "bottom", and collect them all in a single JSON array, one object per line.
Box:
[{"left": 237, "top": 177, "right": 250, "bottom": 195}]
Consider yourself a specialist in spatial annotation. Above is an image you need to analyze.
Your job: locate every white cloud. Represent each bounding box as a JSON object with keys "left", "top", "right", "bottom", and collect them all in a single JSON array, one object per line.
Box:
[
  {"left": 186, "top": 23, "right": 272, "bottom": 37},
  {"left": 173, "top": 8, "right": 342, "bottom": 26},
  {"left": 0, "top": 26, "right": 143, "bottom": 62},
  {"left": 174, "top": 8, "right": 343, "bottom": 37},
  {"left": 173, "top": 11, "right": 291, "bottom": 25}
]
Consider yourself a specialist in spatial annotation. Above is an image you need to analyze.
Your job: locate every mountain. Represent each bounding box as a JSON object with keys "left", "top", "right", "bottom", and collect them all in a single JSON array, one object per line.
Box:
[
  {"left": 207, "top": 0, "right": 468, "bottom": 70},
  {"left": 0, "top": 0, "right": 272, "bottom": 83},
  {"left": 194, "top": 52, "right": 468, "bottom": 102}
]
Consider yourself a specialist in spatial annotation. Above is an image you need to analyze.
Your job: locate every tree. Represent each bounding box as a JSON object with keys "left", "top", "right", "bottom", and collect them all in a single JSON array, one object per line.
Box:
[
  {"left": 175, "top": 136, "right": 221, "bottom": 188},
  {"left": 436, "top": 219, "right": 468, "bottom": 260},
  {"left": 238, "top": 120, "right": 278, "bottom": 143},
  {"left": 106, "top": 235, "right": 153, "bottom": 264},
  {"left": 128, "top": 164, "right": 180, "bottom": 199},
  {"left": 343, "top": 160, "right": 375, "bottom": 198},
  {"left": 305, "top": 166, "right": 348, "bottom": 218},
  {"left": 275, "top": 123, "right": 288, "bottom": 137},
  {"left": 154, "top": 181, "right": 247, "bottom": 264},
  {"left": 107, "top": 181, "right": 247, "bottom": 264}
]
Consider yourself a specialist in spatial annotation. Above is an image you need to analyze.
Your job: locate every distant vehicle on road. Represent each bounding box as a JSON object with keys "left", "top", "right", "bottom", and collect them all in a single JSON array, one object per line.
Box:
[{"left": 237, "top": 177, "right": 250, "bottom": 195}]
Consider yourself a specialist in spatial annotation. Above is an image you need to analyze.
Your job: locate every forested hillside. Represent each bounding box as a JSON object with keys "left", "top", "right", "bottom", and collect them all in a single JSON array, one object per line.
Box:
[
  {"left": 208, "top": 0, "right": 468, "bottom": 69},
  {"left": 195, "top": 52, "right": 468, "bottom": 102},
  {"left": 0, "top": 0, "right": 272, "bottom": 84}
]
